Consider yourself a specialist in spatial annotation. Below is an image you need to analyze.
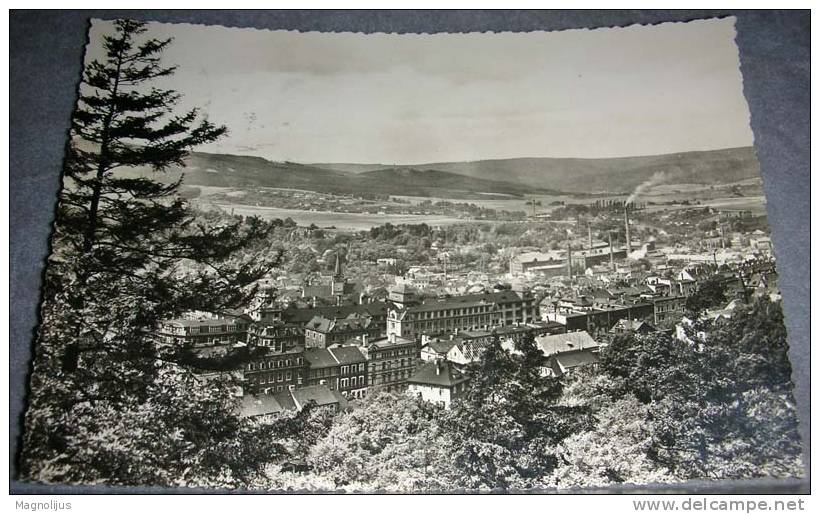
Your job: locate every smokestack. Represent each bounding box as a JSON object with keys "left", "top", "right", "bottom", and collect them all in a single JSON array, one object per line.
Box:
[
  {"left": 588, "top": 225, "right": 593, "bottom": 250},
  {"left": 566, "top": 232, "right": 573, "bottom": 281},
  {"left": 624, "top": 206, "right": 632, "bottom": 255},
  {"left": 609, "top": 231, "right": 615, "bottom": 271}
]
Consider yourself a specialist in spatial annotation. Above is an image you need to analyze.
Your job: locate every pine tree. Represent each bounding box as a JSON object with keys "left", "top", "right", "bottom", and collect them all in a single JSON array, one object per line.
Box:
[{"left": 21, "top": 19, "right": 281, "bottom": 486}]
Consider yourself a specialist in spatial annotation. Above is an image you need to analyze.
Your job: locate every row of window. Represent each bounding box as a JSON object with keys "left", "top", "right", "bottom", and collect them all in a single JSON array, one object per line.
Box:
[
  {"left": 247, "top": 357, "right": 303, "bottom": 371},
  {"left": 339, "top": 375, "right": 366, "bottom": 389},
  {"left": 376, "top": 358, "right": 415, "bottom": 371},
  {"left": 249, "top": 371, "right": 303, "bottom": 385},
  {"left": 411, "top": 306, "right": 494, "bottom": 320},
  {"left": 372, "top": 347, "right": 417, "bottom": 359},
  {"left": 370, "top": 369, "right": 413, "bottom": 384},
  {"left": 184, "top": 324, "right": 245, "bottom": 334},
  {"left": 340, "top": 363, "right": 366, "bottom": 374}
]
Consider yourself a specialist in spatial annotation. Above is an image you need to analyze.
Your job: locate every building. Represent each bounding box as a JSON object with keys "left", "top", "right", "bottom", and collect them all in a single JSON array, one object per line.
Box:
[
  {"left": 304, "top": 313, "right": 381, "bottom": 348},
  {"left": 407, "top": 360, "right": 470, "bottom": 409},
  {"left": 247, "top": 322, "right": 304, "bottom": 352},
  {"left": 157, "top": 314, "right": 253, "bottom": 349},
  {"left": 652, "top": 295, "right": 686, "bottom": 325},
  {"left": 303, "top": 347, "right": 341, "bottom": 392},
  {"left": 386, "top": 285, "right": 538, "bottom": 341},
  {"left": 239, "top": 384, "right": 348, "bottom": 418},
  {"left": 445, "top": 338, "right": 494, "bottom": 366},
  {"left": 544, "top": 302, "right": 655, "bottom": 339},
  {"left": 302, "top": 253, "right": 358, "bottom": 305},
  {"left": 245, "top": 346, "right": 306, "bottom": 394},
  {"left": 281, "top": 303, "right": 388, "bottom": 333},
  {"left": 509, "top": 251, "right": 567, "bottom": 277},
  {"left": 246, "top": 285, "right": 282, "bottom": 323},
  {"left": 420, "top": 339, "right": 458, "bottom": 362},
  {"left": 503, "top": 331, "right": 601, "bottom": 378},
  {"left": 610, "top": 318, "right": 657, "bottom": 335},
  {"left": 303, "top": 346, "right": 368, "bottom": 399},
  {"left": 362, "top": 335, "right": 420, "bottom": 393},
  {"left": 328, "top": 346, "right": 369, "bottom": 399}
]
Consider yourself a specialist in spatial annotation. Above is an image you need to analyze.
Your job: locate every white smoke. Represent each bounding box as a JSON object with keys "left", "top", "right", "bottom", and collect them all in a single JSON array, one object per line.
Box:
[{"left": 626, "top": 171, "right": 667, "bottom": 205}]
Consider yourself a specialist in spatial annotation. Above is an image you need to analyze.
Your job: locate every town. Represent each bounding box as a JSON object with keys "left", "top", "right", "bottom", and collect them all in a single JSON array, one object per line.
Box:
[{"left": 157, "top": 201, "right": 779, "bottom": 417}]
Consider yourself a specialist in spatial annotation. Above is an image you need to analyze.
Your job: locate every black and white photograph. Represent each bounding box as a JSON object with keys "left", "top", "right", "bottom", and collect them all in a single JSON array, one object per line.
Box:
[{"left": 14, "top": 13, "right": 807, "bottom": 493}]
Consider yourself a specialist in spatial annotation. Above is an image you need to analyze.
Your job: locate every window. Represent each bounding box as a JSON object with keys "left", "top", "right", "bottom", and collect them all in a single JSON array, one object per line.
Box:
[
  {"left": 277, "top": 372, "right": 283, "bottom": 382},
  {"left": 359, "top": 363, "right": 365, "bottom": 372},
  {"left": 286, "top": 371, "right": 292, "bottom": 381}
]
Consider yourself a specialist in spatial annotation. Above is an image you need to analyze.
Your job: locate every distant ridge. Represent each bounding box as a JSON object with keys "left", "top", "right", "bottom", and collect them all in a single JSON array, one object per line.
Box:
[
  {"left": 310, "top": 146, "right": 760, "bottom": 194},
  {"left": 119, "top": 146, "right": 761, "bottom": 199},
  {"left": 120, "top": 151, "right": 559, "bottom": 199}
]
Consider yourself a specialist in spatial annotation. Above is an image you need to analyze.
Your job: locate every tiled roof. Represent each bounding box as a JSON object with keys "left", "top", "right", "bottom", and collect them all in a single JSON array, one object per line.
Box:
[
  {"left": 422, "top": 340, "right": 458, "bottom": 354},
  {"left": 328, "top": 346, "right": 367, "bottom": 365},
  {"left": 369, "top": 336, "right": 417, "bottom": 348},
  {"left": 453, "top": 339, "right": 493, "bottom": 361},
  {"left": 290, "top": 385, "right": 347, "bottom": 410},
  {"left": 162, "top": 316, "right": 249, "bottom": 328},
  {"left": 282, "top": 303, "right": 387, "bottom": 324},
  {"left": 305, "top": 314, "right": 373, "bottom": 334},
  {"left": 240, "top": 394, "right": 285, "bottom": 418},
  {"left": 535, "top": 331, "right": 599, "bottom": 357},
  {"left": 304, "top": 348, "right": 339, "bottom": 369},
  {"left": 552, "top": 350, "right": 600, "bottom": 373},
  {"left": 408, "top": 360, "right": 469, "bottom": 388}
]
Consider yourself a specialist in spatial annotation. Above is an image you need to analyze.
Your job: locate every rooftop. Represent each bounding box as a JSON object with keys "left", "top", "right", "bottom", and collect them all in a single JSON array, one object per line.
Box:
[
  {"left": 408, "top": 360, "right": 470, "bottom": 388},
  {"left": 535, "top": 331, "right": 599, "bottom": 357}
]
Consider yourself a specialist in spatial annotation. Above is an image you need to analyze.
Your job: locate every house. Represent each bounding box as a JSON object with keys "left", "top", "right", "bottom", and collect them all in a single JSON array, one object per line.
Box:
[
  {"left": 446, "top": 338, "right": 494, "bottom": 366},
  {"left": 239, "top": 384, "right": 349, "bottom": 419},
  {"left": 245, "top": 346, "right": 306, "bottom": 394},
  {"left": 327, "top": 345, "right": 369, "bottom": 399},
  {"left": 652, "top": 295, "right": 686, "bottom": 325},
  {"left": 247, "top": 322, "right": 304, "bottom": 352},
  {"left": 609, "top": 318, "right": 657, "bottom": 335},
  {"left": 361, "top": 334, "right": 420, "bottom": 393},
  {"left": 385, "top": 285, "right": 537, "bottom": 341},
  {"left": 281, "top": 302, "right": 388, "bottom": 331},
  {"left": 546, "top": 350, "right": 600, "bottom": 377},
  {"left": 407, "top": 360, "right": 470, "bottom": 409},
  {"left": 535, "top": 330, "right": 600, "bottom": 357},
  {"left": 240, "top": 393, "right": 288, "bottom": 419},
  {"left": 157, "top": 313, "right": 253, "bottom": 348},
  {"left": 420, "top": 339, "right": 458, "bottom": 362},
  {"left": 304, "top": 313, "right": 380, "bottom": 348},
  {"left": 503, "top": 330, "right": 601, "bottom": 378}
]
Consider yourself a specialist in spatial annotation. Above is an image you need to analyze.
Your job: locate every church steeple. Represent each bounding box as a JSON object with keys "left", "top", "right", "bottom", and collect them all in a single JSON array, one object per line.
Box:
[{"left": 334, "top": 252, "right": 342, "bottom": 278}]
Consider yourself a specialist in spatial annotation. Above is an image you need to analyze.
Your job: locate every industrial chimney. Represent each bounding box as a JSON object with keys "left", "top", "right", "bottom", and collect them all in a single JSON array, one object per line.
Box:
[
  {"left": 608, "top": 231, "right": 615, "bottom": 271},
  {"left": 588, "top": 224, "right": 593, "bottom": 250},
  {"left": 624, "top": 205, "right": 632, "bottom": 255},
  {"left": 566, "top": 232, "right": 573, "bottom": 281}
]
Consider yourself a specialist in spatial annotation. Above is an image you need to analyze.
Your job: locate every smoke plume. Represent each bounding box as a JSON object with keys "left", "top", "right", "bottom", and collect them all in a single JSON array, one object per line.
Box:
[{"left": 626, "top": 171, "right": 667, "bottom": 205}]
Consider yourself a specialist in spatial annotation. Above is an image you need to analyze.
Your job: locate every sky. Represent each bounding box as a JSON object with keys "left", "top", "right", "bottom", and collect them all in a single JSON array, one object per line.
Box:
[{"left": 86, "top": 17, "right": 754, "bottom": 164}]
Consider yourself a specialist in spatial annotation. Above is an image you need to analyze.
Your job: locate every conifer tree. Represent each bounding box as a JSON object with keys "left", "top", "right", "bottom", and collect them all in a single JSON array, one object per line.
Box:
[{"left": 21, "top": 19, "right": 281, "bottom": 486}]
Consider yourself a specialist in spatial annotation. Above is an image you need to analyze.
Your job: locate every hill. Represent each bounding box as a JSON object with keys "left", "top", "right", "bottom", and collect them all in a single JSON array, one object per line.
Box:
[
  {"left": 120, "top": 151, "right": 555, "bottom": 198},
  {"left": 311, "top": 147, "right": 761, "bottom": 194}
]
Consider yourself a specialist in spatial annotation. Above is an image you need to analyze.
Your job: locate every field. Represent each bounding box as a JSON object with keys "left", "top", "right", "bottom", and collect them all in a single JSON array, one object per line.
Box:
[
  {"left": 191, "top": 180, "right": 768, "bottom": 231},
  {"left": 194, "top": 201, "right": 485, "bottom": 231}
]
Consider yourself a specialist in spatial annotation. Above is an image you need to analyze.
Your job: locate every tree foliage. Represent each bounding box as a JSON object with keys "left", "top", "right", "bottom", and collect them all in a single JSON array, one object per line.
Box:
[{"left": 21, "top": 19, "right": 281, "bottom": 487}]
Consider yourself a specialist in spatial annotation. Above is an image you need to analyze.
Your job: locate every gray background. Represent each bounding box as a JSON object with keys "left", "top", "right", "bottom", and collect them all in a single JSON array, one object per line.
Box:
[{"left": 9, "top": 10, "right": 810, "bottom": 494}]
